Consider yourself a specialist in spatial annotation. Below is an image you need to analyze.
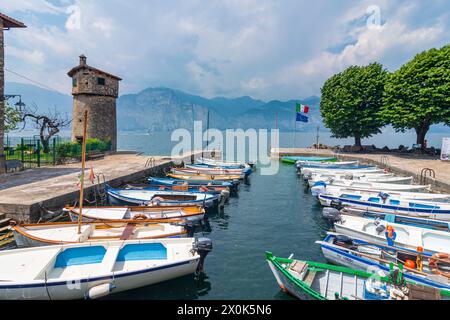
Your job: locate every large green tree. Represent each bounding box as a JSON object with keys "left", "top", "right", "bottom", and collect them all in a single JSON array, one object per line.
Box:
[
  {"left": 320, "top": 63, "right": 388, "bottom": 147},
  {"left": 382, "top": 45, "right": 450, "bottom": 150}
]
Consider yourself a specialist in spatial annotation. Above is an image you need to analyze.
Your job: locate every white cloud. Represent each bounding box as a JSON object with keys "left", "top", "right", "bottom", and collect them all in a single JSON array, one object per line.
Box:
[{"left": 1, "top": 0, "right": 449, "bottom": 100}]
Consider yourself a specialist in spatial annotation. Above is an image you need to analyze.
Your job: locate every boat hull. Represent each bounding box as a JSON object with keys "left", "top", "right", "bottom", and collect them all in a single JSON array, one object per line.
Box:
[{"left": 0, "top": 258, "right": 199, "bottom": 300}]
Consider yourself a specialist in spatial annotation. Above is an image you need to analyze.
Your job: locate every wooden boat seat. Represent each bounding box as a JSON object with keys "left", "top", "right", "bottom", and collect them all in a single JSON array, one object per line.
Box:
[
  {"left": 407, "top": 284, "right": 441, "bottom": 300},
  {"left": 303, "top": 270, "right": 317, "bottom": 287},
  {"left": 120, "top": 223, "right": 136, "bottom": 240},
  {"left": 290, "top": 260, "right": 308, "bottom": 274},
  {"left": 98, "top": 245, "right": 121, "bottom": 274}
]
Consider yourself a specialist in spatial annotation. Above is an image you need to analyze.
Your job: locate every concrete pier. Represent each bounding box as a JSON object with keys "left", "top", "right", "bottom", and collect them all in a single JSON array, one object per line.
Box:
[
  {"left": 0, "top": 150, "right": 213, "bottom": 222},
  {"left": 272, "top": 148, "right": 450, "bottom": 193}
]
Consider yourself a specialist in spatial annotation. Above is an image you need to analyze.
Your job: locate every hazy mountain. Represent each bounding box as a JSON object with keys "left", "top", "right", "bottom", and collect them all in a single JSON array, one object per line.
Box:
[{"left": 116, "top": 87, "right": 322, "bottom": 132}]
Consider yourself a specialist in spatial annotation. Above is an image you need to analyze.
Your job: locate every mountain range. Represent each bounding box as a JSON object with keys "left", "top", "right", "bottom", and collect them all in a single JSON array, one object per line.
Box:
[
  {"left": 5, "top": 82, "right": 323, "bottom": 132},
  {"left": 5, "top": 82, "right": 448, "bottom": 134}
]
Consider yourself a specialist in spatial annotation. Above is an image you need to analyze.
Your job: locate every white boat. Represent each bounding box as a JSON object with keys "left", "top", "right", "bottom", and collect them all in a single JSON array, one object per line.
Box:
[
  {"left": 171, "top": 168, "right": 246, "bottom": 179},
  {"left": 315, "top": 186, "right": 450, "bottom": 202},
  {"left": 305, "top": 172, "right": 394, "bottom": 181},
  {"left": 318, "top": 193, "right": 450, "bottom": 220},
  {"left": 106, "top": 186, "right": 218, "bottom": 208},
  {"left": 0, "top": 237, "right": 212, "bottom": 300},
  {"left": 308, "top": 176, "right": 413, "bottom": 187},
  {"left": 301, "top": 167, "right": 385, "bottom": 175},
  {"left": 316, "top": 233, "right": 450, "bottom": 290},
  {"left": 11, "top": 221, "right": 187, "bottom": 247},
  {"left": 312, "top": 180, "right": 431, "bottom": 193},
  {"left": 296, "top": 160, "right": 359, "bottom": 167},
  {"left": 334, "top": 214, "right": 450, "bottom": 254},
  {"left": 196, "top": 157, "right": 251, "bottom": 168},
  {"left": 65, "top": 206, "right": 205, "bottom": 223}
]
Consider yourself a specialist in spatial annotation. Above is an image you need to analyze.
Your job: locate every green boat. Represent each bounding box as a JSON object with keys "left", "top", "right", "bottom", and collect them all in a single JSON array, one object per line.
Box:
[
  {"left": 265, "top": 252, "right": 450, "bottom": 300},
  {"left": 280, "top": 156, "right": 337, "bottom": 164}
]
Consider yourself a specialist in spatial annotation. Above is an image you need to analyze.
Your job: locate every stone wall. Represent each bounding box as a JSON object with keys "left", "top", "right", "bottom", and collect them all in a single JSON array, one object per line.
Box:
[
  {"left": 0, "top": 20, "right": 5, "bottom": 174},
  {"left": 72, "top": 95, "right": 117, "bottom": 151},
  {"left": 71, "top": 68, "right": 119, "bottom": 98}
]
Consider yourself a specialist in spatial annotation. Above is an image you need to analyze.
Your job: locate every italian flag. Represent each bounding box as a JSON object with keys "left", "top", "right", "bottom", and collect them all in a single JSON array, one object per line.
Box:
[{"left": 296, "top": 103, "right": 309, "bottom": 114}]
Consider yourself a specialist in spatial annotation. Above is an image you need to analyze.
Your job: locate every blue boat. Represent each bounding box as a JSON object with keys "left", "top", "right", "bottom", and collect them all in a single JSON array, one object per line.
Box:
[
  {"left": 317, "top": 233, "right": 450, "bottom": 291},
  {"left": 148, "top": 177, "right": 239, "bottom": 193},
  {"left": 127, "top": 184, "right": 229, "bottom": 196},
  {"left": 106, "top": 185, "right": 219, "bottom": 208}
]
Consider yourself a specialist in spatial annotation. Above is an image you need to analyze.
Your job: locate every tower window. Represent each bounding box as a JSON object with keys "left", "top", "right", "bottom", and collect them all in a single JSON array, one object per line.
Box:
[
  {"left": 72, "top": 78, "right": 77, "bottom": 87},
  {"left": 97, "top": 77, "right": 106, "bottom": 85}
]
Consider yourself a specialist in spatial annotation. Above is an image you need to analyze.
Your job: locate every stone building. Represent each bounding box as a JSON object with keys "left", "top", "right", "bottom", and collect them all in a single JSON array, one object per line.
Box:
[
  {"left": 0, "top": 13, "right": 26, "bottom": 174},
  {"left": 67, "top": 55, "right": 121, "bottom": 151}
]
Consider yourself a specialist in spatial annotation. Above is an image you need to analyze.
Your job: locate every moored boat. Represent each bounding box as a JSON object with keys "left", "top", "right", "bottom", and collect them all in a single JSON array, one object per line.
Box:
[
  {"left": 65, "top": 205, "right": 205, "bottom": 223},
  {"left": 106, "top": 185, "right": 219, "bottom": 208},
  {"left": 318, "top": 193, "right": 450, "bottom": 220},
  {"left": 167, "top": 172, "right": 241, "bottom": 181},
  {"left": 0, "top": 237, "right": 212, "bottom": 300},
  {"left": 308, "top": 176, "right": 414, "bottom": 187},
  {"left": 281, "top": 156, "right": 336, "bottom": 164},
  {"left": 317, "top": 233, "right": 450, "bottom": 290},
  {"left": 333, "top": 214, "right": 450, "bottom": 254},
  {"left": 265, "top": 251, "right": 450, "bottom": 300},
  {"left": 171, "top": 168, "right": 246, "bottom": 179},
  {"left": 11, "top": 221, "right": 188, "bottom": 247},
  {"left": 312, "top": 180, "right": 431, "bottom": 195},
  {"left": 148, "top": 177, "right": 239, "bottom": 193}
]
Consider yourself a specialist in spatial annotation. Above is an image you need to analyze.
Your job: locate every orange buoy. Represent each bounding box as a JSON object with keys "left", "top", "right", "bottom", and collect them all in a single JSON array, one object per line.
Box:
[{"left": 404, "top": 260, "right": 415, "bottom": 269}]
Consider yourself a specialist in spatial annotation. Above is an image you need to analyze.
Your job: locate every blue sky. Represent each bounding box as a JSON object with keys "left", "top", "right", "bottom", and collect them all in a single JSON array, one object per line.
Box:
[{"left": 1, "top": 0, "right": 449, "bottom": 100}]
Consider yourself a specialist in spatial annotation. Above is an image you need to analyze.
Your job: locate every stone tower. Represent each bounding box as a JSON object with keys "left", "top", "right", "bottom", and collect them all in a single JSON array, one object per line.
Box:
[{"left": 67, "top": 55, "right": 121, "bottom": 151}]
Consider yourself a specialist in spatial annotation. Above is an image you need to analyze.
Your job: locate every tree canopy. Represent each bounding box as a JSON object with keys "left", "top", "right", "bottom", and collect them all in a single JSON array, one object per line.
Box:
[
  {"left": 320, "top": 62, "right": 388, "bottom": 147},
  {"left": 382, "top": 44, "right": 450, "bottom": 149}
]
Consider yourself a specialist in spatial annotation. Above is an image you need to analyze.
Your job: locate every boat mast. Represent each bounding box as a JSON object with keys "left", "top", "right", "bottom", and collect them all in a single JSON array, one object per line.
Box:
[{"left": 77, "top": 110, "right": 88, "bottom": 234}]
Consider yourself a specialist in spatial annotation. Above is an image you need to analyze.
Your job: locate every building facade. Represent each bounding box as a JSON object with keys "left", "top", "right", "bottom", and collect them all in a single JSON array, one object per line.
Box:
[
  {"left": 0, "top": 13, "right": 26, "bottom": 174},
  {"left": 67, "top": 55, "right": 121, "bottom": 151}
]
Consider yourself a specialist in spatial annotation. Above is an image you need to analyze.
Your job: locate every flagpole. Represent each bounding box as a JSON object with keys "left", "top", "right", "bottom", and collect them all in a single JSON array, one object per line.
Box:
[{"left": 77, "top": 110, "right": 88, "bottom": 234}]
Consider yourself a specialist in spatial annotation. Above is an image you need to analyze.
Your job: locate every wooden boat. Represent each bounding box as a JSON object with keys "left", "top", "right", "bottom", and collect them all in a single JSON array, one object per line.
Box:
[
  {"left": 0, "top": 238, "right": 212, "bottom": 300},
  {"left": 317, "top": 233, "right": 450, "bottom": 290},
  {"left": 312, "top": 180, "right": 431, "bottom": 193},
  {"left": 265, "top": 251, "right": 450, "bottom": 300},
  {"left": 171, "top": 168, "right": 246, "bottom": 179},
  {"left": 281, "top": 156, "right": 336, "bottom": 164},
  {"left": 148, "top": 177, "right": 239, "bottom": 192},
  {"left": 308, "top": 176, "right": 413, "bottom": 187},
  {"left": 167, "top": 172, "right": 241, "bottom": 181},
  {"left": 126, "top": 183, "right": 230, "bottom": 197},
  {"left": 11, "top": 221, "right": 188, "bottom": 247},
  {"left": 318, "top": 193, "right": 450, "bottom": 220},
  {"left": 185, "top": 164, "right": 252, "bottom": 177},
  {"left": 334, "top": 214, "right": 450, "bottom": 254},
  {"left": 314, "top": 186, "right": 450, "bottom": 202},
  {"left": 106, "top": 185, "right": 219, "bottom": 208},
  {"left": 65, "top": 205, "right": 205, "bottom": 223},
  {"left": 196, "top": 157, "right": 254, "bottom": 168}
]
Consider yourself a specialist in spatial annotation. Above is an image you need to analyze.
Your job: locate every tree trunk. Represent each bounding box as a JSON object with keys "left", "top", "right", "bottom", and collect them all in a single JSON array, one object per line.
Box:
[
  {"left": 415, "top": 126, "right": 429, "bottom": 151},
  {"left": 354, "top": 135, "right": 362, "bottom": 147}
]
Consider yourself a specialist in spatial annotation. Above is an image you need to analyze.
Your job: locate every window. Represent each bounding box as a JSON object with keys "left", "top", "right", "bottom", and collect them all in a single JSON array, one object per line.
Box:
[
  {"left": 97, "top": 77, "right": 106, "bottom": 85},
  {"left": 72, "top": 78, "right": 77, "bottom": 87}
]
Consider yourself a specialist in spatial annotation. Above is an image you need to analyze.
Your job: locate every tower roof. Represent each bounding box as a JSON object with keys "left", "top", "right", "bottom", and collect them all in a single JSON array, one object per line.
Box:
[
  {"left": 0, "top": 13, "right": 27, "bottom": 28},
  {"left": 67, "top": 55, "right": 122, "bottom": 81}
]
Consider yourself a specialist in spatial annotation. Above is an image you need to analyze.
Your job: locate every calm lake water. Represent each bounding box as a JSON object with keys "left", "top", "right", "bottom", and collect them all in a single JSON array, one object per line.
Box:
[{"left": 109, "top": 160, "right": 329, "bottom": 300}]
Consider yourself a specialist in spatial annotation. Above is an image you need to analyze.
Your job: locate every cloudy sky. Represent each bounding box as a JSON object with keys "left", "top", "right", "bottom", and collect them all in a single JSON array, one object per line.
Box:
[{"left": 1, "top": 0, "right": 449, "bottom": 100}]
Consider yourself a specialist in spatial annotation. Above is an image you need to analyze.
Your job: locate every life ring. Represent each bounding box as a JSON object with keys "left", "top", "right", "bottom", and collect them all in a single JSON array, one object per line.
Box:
[
  {"left": 132, "top": 214, "right": 148, "bottom": 220},
  {"left": 428, "top": 253, "right": 450, "bottom": 278}
]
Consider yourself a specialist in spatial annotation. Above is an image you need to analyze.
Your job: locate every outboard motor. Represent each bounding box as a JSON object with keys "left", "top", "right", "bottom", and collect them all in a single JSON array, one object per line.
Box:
[
  {"left": 378, "top": 192, "right": 390, "bottom": 203},
  {"left": 344, "top": 174, "right": 353, "bottom": 180},
  {"left": 322, "top": 207, "right": 341, "bottom": 222},
  {"left": 193, "top": 237, "right": 213, "bottom": 274},
  {"left": 311, "top": 181, "right": 327, "bottom": 197},
  {"left": 330, "top": 199, "right": 344, "bottom": 210},
  {"left": 303, "top": 171, "right": 313, "bottom": 181},
  {"left": 333, "top": 235, "right": 357, "bottom": 250}
]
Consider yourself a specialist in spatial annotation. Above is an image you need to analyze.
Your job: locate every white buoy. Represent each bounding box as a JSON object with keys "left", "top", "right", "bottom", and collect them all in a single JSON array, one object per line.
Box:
[{"left": 86, "top": 283, "right": 114, "bottom": 299}]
